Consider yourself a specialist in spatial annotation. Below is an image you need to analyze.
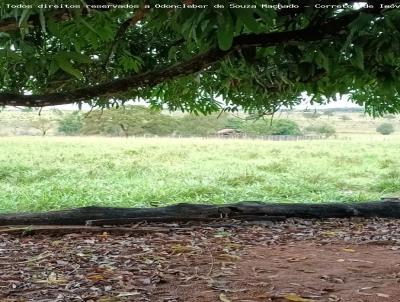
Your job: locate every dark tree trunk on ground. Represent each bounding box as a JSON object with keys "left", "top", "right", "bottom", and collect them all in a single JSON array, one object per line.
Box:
[{"left": 0, "top": 199, "right": 399, "bottom": 226}]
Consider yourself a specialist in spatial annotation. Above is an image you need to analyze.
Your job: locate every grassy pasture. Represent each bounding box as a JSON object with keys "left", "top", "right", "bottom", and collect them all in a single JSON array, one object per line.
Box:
[{"left": 0, "top": 136, "right": 399, "bottom": 213}]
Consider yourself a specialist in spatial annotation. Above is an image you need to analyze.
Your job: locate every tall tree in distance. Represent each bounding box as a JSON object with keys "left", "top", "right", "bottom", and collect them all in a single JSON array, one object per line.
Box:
[{"left": 31, "top": 117, "right": 53, "bottom": 136}]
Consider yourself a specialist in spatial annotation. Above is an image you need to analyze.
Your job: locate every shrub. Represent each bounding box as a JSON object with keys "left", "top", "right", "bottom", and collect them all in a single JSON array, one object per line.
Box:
[
  {"left": 58, "top": 111, "right": 83, "bottom": 135},
  {"left": 339, "top": 115, "right": 351, "bottom": 121},
  {"left": 376, "top": 123, "right": 395, "bottom": 135},
  {"left": 225, "top": 117, "right": 246, "bottom": 131},
  {"left": 228, "top": 118, "right": 302, "bottom": 136},
  {"left": 269, "top": 119, "right": 302, "bottom": 135},
  {"left": 175, "top": 113, "right": 229, "bottom": 136},
  {"left": 305, "top": 123, "right": 336, "bottom": 137},
  {"left": 174, "top": 115, "right": 302, "bottom": 136}
]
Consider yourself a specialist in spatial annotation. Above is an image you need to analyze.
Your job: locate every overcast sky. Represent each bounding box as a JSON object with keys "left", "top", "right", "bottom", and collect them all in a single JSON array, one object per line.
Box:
[{"left": 39, "top": 94, "right": 361, "bottom": 111}]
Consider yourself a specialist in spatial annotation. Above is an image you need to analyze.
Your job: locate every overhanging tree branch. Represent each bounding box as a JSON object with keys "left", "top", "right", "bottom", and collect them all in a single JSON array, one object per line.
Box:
[
  {"left": 0, "top": 8, "right": 383, "bottom": 107},
  {"left": 0, "top": 18, "right": 20, "bottom": 32}
]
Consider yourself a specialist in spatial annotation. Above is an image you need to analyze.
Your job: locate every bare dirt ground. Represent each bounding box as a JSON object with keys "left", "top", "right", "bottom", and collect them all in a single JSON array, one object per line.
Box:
[{"left": 1, "top": 218, "right": 399, "bottom": 302}]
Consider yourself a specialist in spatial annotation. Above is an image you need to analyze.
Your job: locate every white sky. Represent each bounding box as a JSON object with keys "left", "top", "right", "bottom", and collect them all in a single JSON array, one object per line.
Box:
[{"left": 42, "top": 94, "right": 361, "bottom": 111}]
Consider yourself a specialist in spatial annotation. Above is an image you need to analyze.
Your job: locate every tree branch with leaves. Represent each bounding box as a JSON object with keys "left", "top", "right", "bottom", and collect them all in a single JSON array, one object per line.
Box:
[{"left": 0, "top": 1, "right": 399, "bottom": 115}]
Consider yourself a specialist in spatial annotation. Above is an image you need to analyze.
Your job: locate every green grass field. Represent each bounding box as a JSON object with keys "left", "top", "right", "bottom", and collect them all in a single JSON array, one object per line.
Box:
[{"left": 0, "top": 136, "right": 399, "bottom": 213}]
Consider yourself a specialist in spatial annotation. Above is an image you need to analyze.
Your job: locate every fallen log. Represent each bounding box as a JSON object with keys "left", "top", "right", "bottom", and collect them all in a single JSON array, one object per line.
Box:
[{"left": 0, "top": 198, "right": 399, "bottom": 226}]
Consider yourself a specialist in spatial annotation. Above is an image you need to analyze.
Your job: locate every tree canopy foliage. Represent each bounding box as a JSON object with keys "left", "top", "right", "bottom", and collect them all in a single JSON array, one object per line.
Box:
[
  {"left": 0, "top": 1, "right": 400, "bottom": 115},
  {"left": 81, "top": 106, "right": 178, "bottom": 136}
]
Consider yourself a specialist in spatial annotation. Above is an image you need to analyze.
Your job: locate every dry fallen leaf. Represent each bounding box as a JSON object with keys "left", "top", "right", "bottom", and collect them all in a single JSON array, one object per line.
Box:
[
  {"left": 219, "top": 293, "right": 232, "bottom": 302},
  {"left": 328, "top": 295, "right": 340, "bottom": 301},
  {"left": 98, "top": 232, "right": 109, "bottom": 241},
  {"left": 348, "top": 259, "right": 374, "bottom": 264},
  {"left": 50, "top": 240, "right": 64, "bottom": 247},
  {"left": 86, "top": 273, "right": 105, "bottom": 282},
  {"left": 97, "top": 297, "right": 120, "bottom": 302},
  {"left": 170, "top": 244, "right": 193, "bottom": 254},
  {"left": 283, "top": 293, "right": 315, "bottom": 302},
  {"left": 376, "top": 293, "right": 390, "bottom": 298},
  {"left": 116, "top": 292, "right": 141, "bottom": 297},
  {"left": 224, "top": 243, "right": 241, "bottom": 250},
  {"left": 47, "top": 272, "right": 68, "bottom": 285},
  {"left": 321, "top": 275, "right": 345, "bottom": 284},
  {"left": 321, "top": 231, "right": 338, "bottom": 237},
  {"left": 357, "top": 286, "right": 377, "bottom": 296},
  {"left": 217, "top": 253, "right": 241, "bottom": 261}
]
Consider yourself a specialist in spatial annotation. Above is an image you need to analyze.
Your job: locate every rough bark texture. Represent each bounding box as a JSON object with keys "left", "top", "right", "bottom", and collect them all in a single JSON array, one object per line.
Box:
[{"left": 0, "top": 199, "right": 399, "bottom": 226}]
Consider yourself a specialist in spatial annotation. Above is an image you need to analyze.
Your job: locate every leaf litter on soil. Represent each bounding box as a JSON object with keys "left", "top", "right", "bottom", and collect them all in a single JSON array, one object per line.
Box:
[{"left": 0, "top": 218, "right": 400, "bottom": 301}]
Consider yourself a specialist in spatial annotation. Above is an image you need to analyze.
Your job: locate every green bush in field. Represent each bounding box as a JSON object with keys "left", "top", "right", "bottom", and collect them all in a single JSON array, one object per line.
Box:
[
  {"left": 175, "top": 113, "right": 229, "bottom": 136},
  {"left": 269, "top": 119, "right": 302, "bottom": 135},
  {"left": 76, "top": 107, "right": 302, "bottom": 137},
  {"left": 225, "top": 118, "right": 302, "bottom": 136},
  {"left": 225, "top": 116, "right": 246, "bottom": 131},
  {"left": 376, "top": 123, "right": 395, "bottom": 135},
  {"left": 58, "top": 111, "right": 83, "bottom": 135},
  {"left": 305, "top": 123, "right": 336, "bottom": 137}
]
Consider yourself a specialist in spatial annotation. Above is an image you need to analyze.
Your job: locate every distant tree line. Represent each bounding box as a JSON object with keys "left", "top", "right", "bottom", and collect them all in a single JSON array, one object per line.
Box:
[
  {"left": 8, "top": 106, "right": 397, "bottom": 137},
  {"left": 57, "top": 106, "right": 306, "bottom": 137}
]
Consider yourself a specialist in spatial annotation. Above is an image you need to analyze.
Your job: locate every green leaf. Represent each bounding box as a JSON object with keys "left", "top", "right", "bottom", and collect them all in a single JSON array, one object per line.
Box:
[
  {"left": 79, "top": 17, "right": 97, "bottom": 34},
  {"left": 315, "top": 51, "right": 330, "bottom": 72},
  {"left": 48, "top": 60, "right": 59, "bottom": 76},
  {"left": 351, "top": 46, "right": 364, "bottom": 70},
  {"left": 234, "top": 9, "right": 260, "bottom": 32},
  {"left": 119, "top": 54, "right": 143, "bottom": 72},
  {"left": 217, "top": 13, "right": 234, "bottom": 51},
  {"left": 349, "top": 13, "right": 373, "bottom": 34},
  {"left": 18, "top": 9, "right": 31, "bottom": 27},
  {"left": 65, "top": 52, "right": 92, "bottom": 64},
  {"left": 0, "top": 32, "right": 10, "bottom": 38},
  {"left": 54, "top": 54, "right": 83, "bottom": 79}
]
